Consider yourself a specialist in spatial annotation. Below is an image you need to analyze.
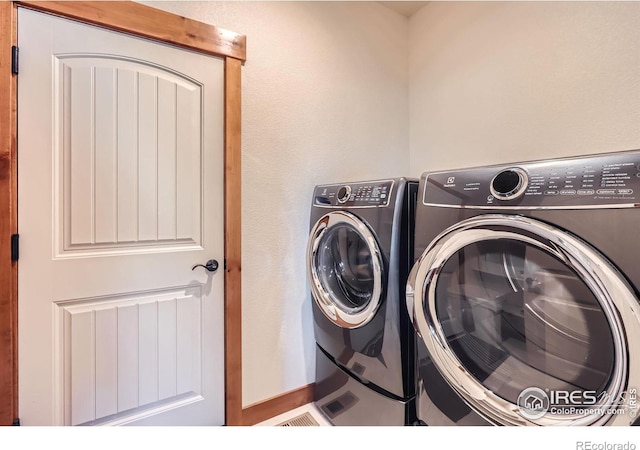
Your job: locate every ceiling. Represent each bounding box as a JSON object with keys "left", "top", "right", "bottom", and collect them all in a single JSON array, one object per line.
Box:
[{"left": 379, "top": 1, "right": 429, "bottom": 18}]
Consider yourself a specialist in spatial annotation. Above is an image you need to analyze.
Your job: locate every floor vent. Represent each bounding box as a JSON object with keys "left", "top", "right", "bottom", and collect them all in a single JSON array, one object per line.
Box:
[{"left": 277, "top": 412, "right": 320, "bottom": 427}]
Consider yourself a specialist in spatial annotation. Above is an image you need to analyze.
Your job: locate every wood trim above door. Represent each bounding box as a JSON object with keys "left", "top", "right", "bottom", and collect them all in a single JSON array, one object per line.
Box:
[
  {"left": 15, "top": 1, "right": 246, "bottom": 61},
  {"left": 0, "top": 0, "right": 245, "bottom": 426}
]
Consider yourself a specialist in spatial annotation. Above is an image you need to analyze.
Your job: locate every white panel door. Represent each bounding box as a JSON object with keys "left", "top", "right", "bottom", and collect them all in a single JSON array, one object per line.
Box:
[{"left": 17, "top": 9, "right": 225, "bottom": 426}]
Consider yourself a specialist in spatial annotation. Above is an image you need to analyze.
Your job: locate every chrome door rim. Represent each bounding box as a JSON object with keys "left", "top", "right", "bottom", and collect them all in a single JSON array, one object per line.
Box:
[
  {"left": 307, "top": 211, "right": 384, "bottom": 329},
  {"left": 406, "top": 214, "right": 640, "bottom": 425}
]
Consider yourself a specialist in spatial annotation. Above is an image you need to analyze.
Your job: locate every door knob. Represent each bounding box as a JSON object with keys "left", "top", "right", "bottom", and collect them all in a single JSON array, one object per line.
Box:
[{"left": 192, "top": 259, "right": 219, "bottom": 273}]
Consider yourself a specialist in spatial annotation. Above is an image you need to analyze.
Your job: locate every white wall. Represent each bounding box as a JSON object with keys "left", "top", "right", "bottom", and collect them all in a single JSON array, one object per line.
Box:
[
  {"left": 143, "top": 1, "right": 410, "bottom": 407},
  {"left": 409, "top": 2, "right": 640, "bottom": 177},
  {"left": 138, "top": 0, "right": 640, "bottom": 412}
]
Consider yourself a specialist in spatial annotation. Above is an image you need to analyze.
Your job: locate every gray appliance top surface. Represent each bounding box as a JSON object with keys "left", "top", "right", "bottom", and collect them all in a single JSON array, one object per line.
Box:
[
  {"left": 420, "top": 149, "right": 640, "bottom": 210},
  {"left": 312, "top": 177, "right": 417, "bottom": 210}
]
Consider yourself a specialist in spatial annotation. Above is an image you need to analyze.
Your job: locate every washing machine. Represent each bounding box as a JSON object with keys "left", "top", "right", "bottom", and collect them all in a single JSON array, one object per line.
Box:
[
  {"left": 307, "top": 178, "right": 418, "bottom": 425},
  {"left": 407, "top": 150, "right": 640, "bottom": 426}
]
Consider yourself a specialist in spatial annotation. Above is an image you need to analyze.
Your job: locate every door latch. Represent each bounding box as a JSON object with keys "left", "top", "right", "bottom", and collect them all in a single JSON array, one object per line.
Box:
[{"left": 192, "top": 259, "right": 219, "bottom": 273}]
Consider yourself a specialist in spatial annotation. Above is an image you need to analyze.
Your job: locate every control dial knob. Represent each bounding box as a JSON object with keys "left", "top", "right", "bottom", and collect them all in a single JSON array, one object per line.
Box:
[
  {"left": 490, "top": 168, "right": 528, "bottom": 200},
  {"left": 337, "top": 185, "right": 352, "bottom": 204}
]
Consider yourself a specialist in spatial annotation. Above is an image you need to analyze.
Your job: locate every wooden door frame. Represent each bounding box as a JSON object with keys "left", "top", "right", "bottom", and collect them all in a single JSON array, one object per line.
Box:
[{"left": 0, "top": 0, "right": 245, "bottom": 426}]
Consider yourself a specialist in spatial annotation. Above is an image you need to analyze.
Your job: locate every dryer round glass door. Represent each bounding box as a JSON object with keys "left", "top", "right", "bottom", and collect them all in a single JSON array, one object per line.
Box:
[
  {"left": 406, "top": 214, "right": 640, "bottom": 426},
  {"left": 307, "top": 211, "right": 384, "bottom": 329}
]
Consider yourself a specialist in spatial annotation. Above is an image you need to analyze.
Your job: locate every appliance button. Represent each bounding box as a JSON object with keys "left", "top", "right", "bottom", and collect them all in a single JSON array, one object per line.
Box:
[
  {"left": 618, "top": 189, "right": 633, "bottom": 195},
  {"left": 560, "top": 189, "right": 576, "bottom": 195},
  {"left": 315, "top": 196, "right": 331, "bottom": 205},
  {"left": 577, "top": 189, "right": 595, "bottom": 195},
  {"left": 544, "top": 190, "right": 559, "bottom": 195},
  {"left": 336, "top": 185, "right": 352, "bottom": 204},
  {"left": 490, "top": 168, "right": 529, "bottom": 200}
]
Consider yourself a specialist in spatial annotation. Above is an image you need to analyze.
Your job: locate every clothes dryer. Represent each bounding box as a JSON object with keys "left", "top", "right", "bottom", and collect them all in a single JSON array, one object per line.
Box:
[
  {"left": 308, "top": 178, "right": 418, "bottom": 425},
  {"left": 407, "top": 151, "right": 640, "bottom": 426}
]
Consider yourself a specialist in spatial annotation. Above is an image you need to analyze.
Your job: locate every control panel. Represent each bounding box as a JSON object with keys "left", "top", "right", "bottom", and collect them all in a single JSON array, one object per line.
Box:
[
  {"left": 423, "top": 150, "right": 640, "bottom": 208},
  {"left": 314, "top": 180, "right": 394, "bottom": 207}
]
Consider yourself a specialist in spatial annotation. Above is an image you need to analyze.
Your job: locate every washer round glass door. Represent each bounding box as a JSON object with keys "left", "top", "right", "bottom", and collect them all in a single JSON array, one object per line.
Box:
[
  {"left": 407, "top": 214, "right": 640, "bottom": 426},
  {"left": 307, "top": 211, "right": 384, "bottom": 329}
]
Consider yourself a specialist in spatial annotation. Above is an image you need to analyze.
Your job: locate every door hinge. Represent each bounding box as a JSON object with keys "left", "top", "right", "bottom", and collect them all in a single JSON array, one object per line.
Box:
[
  {"left": 12, "top": 418, "right": 20, "bottom": 426},
  {"left": 11, "top": 46, "right": 18, "bottom": 75},
  {"left": 11, "top": 234, "right": 19, "bottom": 261}
]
